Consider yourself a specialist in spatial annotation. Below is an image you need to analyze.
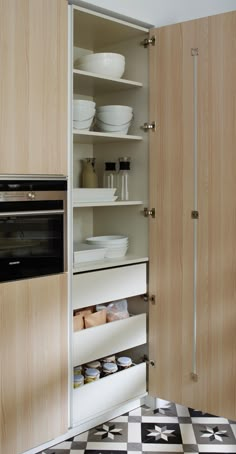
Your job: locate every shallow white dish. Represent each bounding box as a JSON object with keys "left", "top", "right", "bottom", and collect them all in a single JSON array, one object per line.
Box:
[
  {"left": 86, "top": 235, "right": 128, "bottom": 244},
  {"left": 74, "top": 243, "right": 107, "bottom": 264},
  {"left": 73, "top": 188, "right": 118, "bottom": 203},
  {"left": 75, "top": 53, "right": 125, "bottom": 79}
]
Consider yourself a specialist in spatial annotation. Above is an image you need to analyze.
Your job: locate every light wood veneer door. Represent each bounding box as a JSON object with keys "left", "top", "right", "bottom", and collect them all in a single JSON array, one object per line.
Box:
[
  {"left": 0, "top": 0, "right": 68, "bottom": 175},
  {"left": 149, "top": 12, "right": 236, "bottom": 420},
  {"left": 0, "top": 274, "right": 68, "bottom": 454}
]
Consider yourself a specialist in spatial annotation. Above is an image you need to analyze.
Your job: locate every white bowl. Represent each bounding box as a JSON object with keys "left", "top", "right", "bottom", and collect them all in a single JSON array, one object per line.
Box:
[
  {"left": 96, "top": 111, "right": 133, "bottom": 125},
  {"left": 73, "top": 117, "right": 94, "bottom": 130},
  {"left": 76, "top": 53, "right": 125, "bottom": 78},
  {"left": 73, "top": 100, "right": 96, "bottom": 108},
  {"left": 96, "top": 105, "right": 132, "bottom": 113},
  {"left": 73, "top": 101, "right": 96, "bottom": 121},
  {"left": 96, "top": 120, "right": 130, "bottom": 134},
  {"left": 86, "top": 235, "right": 128, "bottom": 245}
]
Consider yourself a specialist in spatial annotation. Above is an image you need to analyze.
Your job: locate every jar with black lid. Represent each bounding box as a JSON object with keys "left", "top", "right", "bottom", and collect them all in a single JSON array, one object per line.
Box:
[
  {"left": 118, "top": 157, "right": 131, "bottom": 201},
  {"left": 103, "top": 161, "right": 117, "bottom": 189}
]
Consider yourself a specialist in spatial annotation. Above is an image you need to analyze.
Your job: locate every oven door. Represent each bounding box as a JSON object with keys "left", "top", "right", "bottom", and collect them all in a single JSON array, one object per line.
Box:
[{"left": 0, "top": 208, "right": 64, "bottom": 283}]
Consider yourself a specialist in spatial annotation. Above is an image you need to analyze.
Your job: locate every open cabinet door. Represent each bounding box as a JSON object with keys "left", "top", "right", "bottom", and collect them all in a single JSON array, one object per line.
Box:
[{"left": 148, "top": 13, "right": 236, "bottom": 420}]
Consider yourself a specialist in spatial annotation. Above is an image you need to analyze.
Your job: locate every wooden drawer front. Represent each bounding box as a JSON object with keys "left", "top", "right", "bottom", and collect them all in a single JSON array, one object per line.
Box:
[
  {"left": 73, "top": 314, "right": 146, "bottom": 366},
  {"left": 73, "top": 363, "right": 146, "bottom": 425},
  {"left": 73, "top": 263, "right": 146, "bottom": 310}
]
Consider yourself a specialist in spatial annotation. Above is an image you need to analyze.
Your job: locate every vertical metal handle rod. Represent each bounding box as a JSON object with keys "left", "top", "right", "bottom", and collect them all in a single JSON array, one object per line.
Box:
[{"left": 192, "top": 48, "right": 199, "bottom": 380}]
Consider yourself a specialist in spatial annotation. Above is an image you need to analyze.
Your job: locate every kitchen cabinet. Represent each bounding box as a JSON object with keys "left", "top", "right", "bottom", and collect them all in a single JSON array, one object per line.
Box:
[
  {"left": 70, "top": 5, "right": 236, "bottom": 427},
  {"left": 0, "top": 273, "right": 68, "bottom": 454},
  {"left": 148, "top": 12, "right": 236, "bottom": 420},
  {"left": 0, "top": 0, "right": 68, "bottom": 175}
]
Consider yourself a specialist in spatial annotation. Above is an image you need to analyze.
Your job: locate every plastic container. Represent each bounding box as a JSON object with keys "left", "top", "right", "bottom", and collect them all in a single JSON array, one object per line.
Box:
[
  {"left": 102, "top": 362, "right": 118, "bottom": 376},
  {"left": 117, "top": 356, "right": 132, "bottom": 370},
  {"left": 73, "top": 374, "right": 84, "bottom": 388},
  {"left": 84, "top": 367, "right": 100, "bottom": 384},
  {"left": 103, "top": 162, "right": 117, "bottom": 189},
  {"left": 118, "top": 157, "right": 131, "bottom": 201}
]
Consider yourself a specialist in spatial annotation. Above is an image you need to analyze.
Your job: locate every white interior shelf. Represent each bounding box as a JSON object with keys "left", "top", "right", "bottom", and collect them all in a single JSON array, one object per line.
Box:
[
  {"left": 73, "top": 69, "right": 143, "bottom": 95},
  {"left": 73, "top": 201, "right": 143, "bottom": 207},
  {"left": 73, "top": 130, "right": 143, "bottom": 144},
  {"left": 73, "top": 255, "right": 149, "bottom": 273}
]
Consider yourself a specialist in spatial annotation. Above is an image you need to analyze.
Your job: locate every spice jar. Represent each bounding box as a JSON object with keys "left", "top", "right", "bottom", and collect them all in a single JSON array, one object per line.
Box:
[
  {"left": 74, "top": 365, "right": 83, "bottom": 375},
  {"left": 102, "top": 362, "right": 118, "bottom": 376},
  {"left": 84, "top": 367, "right": 100, "bottom": 384},
  {"left": 82, "top": 158, "right": 98, "bottom": 188},
  {"left": 117, "top": 356, "right": 132, "bottom": 370},
  {"left": 85, "top": 360, "right": 101, "bottom": 372},
  {"left": 73, "top": 374, "right": 84, "bottom": 388},
  {"left": 101, "top": 355, "right": 116, "bottom": 364}
]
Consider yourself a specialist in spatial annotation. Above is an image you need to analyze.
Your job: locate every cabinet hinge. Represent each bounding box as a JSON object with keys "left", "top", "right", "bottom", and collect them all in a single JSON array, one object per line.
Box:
[
  {"left": 141, "top": 36, "right": 156, "bottom": 48},
  {"left": 142, "top": 293, "right": 156, "bottom": 305},
  {"left": 142, "top": 121, "right": 156, "bottom": 132},
  {"left": 144, "top": 207, "right": 156, "bottom": 218},
  {"left": 191, "top": 48, "right": 199, "bottom": 56},
  {"left": 191, "top": 210, "right": 199, "bottom": 219},
  {"left": 190, "top": 372, "right": 199, "bottom": 382},
  {"left": 143, "top": 355, "right": 155, "bottom": 367}
]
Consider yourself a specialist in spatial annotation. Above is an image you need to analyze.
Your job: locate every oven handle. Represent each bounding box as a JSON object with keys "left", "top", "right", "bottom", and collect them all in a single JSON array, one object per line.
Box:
[{"left": 0, "top": 210, "right": 64, "bottom": 216}]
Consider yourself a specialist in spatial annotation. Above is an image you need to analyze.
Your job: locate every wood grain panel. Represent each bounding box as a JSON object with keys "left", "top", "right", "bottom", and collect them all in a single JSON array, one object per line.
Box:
[
  {"left": 0, "top": 274, "right": 68, "bottom": 454},
  {"left": 148, "top": 19, "right": 209, "bottom": 407},
  {"left": 0, "top": 0, "right": 68, "bottom": 175}
]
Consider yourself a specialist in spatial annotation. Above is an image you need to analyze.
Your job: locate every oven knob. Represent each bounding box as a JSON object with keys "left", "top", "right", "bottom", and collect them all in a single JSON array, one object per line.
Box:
[{"left": 28, "top": 191, "right": 36, "bottom": 200}]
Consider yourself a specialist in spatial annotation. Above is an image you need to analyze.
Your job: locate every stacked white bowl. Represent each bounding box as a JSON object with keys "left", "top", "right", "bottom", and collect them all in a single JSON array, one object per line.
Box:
[
  {"left": 73, "top": 100, "right": 96, "bottom": 130},
  {"left": 75, "top": 53, "right": 125, "bottom": 79},
  {"left": 96, "top": 105, "right": 133, "bottom": 135},
  {"left": 86, "top": 235, "right": 128, "bottom": 258}
]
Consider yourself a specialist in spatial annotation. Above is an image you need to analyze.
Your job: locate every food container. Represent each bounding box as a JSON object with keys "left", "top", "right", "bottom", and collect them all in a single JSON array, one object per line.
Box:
[
  {"left": 74, "top": 365, "right": 83, "bottom": 375},
  {"left": 117, "top": 356, "right": 132, "bottom": 370},
  {"left": 85, "top": 360, "right": 101, "bottom": 371},
  {"left": 73, "top": 374, "right": 84, "bottom": 388},
  {"left": 101, "top": 355, "right": 116, "bottom": 364},
  {"left": 102, "top": 362, "right": 118, "bottom": 376},
  {"left": 84, "top": 367, "right": 100, "bottom": 384}
]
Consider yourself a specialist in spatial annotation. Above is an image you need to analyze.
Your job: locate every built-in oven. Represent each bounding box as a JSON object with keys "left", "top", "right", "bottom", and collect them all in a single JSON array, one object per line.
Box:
[{"left": 0, "top": 178, "right": 67, "bottom": 283}]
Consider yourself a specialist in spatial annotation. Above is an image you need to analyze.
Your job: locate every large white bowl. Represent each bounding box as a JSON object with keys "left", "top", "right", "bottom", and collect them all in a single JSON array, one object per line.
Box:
[
  {"left": 96, "top": 110, "right": 133, "bottom": 125},
  {"left": 73, "top": 100, "right": 96, "bottom": 121},
  {"left": 96, "top": 120, "right": 131, "bottom": 134},
  {"left": 96, "top": 105, "right": 132, "bottom": 113},
  {"left": 76, "top": 53, "right": 125, "bottom": 78}
]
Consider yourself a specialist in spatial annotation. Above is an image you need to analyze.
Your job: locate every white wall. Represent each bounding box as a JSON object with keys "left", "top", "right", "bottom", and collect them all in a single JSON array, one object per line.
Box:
[{"left": 78, "top": 0, "right": 236, "bottom": 26}]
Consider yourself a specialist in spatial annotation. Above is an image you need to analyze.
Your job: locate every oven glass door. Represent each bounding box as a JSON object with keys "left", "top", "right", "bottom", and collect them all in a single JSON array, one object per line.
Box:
[{"left": 0, "top": 211, "right": 64, "bottom": 282}]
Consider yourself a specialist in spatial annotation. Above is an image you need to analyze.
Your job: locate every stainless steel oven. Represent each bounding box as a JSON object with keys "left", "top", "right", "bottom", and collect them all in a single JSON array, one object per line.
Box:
[{"left": 0, "top": 178, "right": 67, "bottom": 283}]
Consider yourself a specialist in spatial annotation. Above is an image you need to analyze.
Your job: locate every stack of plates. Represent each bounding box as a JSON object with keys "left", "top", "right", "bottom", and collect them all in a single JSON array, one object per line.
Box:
[
  {"left": 86, "top": 235, "right": 128, "bottom": 258},
  {"left": 74, "top": 243, "right": 106, "bottom": 265},
  {"left": 73, "top": 188, "right": 117, "bottom": 203}
]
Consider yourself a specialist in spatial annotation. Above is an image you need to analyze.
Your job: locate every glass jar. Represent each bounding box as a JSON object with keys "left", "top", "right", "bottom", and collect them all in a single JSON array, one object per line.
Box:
[
  {"left": 73, "top": 374, "right": 84, "bottom": 388},
  {"left": 117, "top": 356, "right": 132, "bottom": 370},
  {"left": 101, "top": 355, "right": 116, "bottom": 364},
  {"left": 102, "top": 362, "right": 118, "bottom": 376},
  {"left": 84, "top": 367, "right": 100, "bottom": 384},
  {"left": 74, "top": 365, "right": 83, "bottom": 375},
  {"left": 82, "top": 158, "right": 98, "bottom": 188},
  {"left": 103, "top": 162, "right": 117, "bottom": 189},
  {"left": 118, "top": 157, "right": 131, "bottom": 200},
  {"left": 85, "top": 360, "right": 101, "bottom": 372}
]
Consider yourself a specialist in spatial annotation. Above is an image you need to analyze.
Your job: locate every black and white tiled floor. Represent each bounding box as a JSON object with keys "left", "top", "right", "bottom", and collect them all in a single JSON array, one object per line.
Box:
[{"left": 41, "top": 401, "right": 236, "bottom": 454}]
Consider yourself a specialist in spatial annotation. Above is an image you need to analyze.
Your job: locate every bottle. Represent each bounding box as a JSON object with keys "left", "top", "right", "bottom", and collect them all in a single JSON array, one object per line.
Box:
[
  {"left": 82, "top": 158, "right": 98, "bottom": 188},
  {"left": 118, "top": 157, "right": 131, "bottom": 201},
  {"left": 103, "top": 162, "right": 117, "bottom": 189}
]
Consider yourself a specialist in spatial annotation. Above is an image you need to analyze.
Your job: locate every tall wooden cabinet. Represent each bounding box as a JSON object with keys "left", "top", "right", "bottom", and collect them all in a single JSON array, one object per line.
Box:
[
  {"left": 149, "top": 12, "right": 236, "bottom": 420},
  {"left": 0, "top": 0, "right": 68, "bottom": 175},
  {"left": 0, "top": 274, "right": 68, "bottom": 454}
]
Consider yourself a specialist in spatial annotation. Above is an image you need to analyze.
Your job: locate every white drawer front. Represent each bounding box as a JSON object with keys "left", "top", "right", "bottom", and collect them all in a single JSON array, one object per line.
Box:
[
  {"left": 73, "top": 363, "right": 146, "bottom": 425},
  {"left": 73, "top": 263, "right": 147, "bottom": 310},
  {"left": 73, "top": 313, "right": 146, "bottom": 366}
]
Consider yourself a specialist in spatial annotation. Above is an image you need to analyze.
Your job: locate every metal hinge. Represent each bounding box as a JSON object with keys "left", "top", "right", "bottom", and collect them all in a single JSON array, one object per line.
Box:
[
  {"left": 142, "top": 294, "right": 156, "bottom": 305},
  {"left": 191, "top": 48, "right": 199, "bottom": 56},
  {"left": 143, "top": 354, "right": 155, "bottom": 367},
  {"left": 142, "top": 121, "right": 156, "bottom": 132},
  {"left": 191, "top": 210, "right": 199, "bottom": 219},
  {"left": 141, "top": 36, "right": 156, "bottom": 48},
  {"left": 144, "top": 207, "right": 156, "bottom": 218},
  {"left": 190, "top": 372, "right": 199, "bottom": 382}
]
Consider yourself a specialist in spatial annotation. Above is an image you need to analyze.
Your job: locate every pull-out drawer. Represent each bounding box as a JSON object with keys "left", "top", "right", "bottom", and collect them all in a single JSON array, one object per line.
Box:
[
  {"left": 73, "top": 363, "right": 146, "bottom": 425},
  {"left": 73, "top": 313, "right": 146, "bottom": 366},
  {"left": 73, "top": 263, "right": 147, "bottom": 310}
]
